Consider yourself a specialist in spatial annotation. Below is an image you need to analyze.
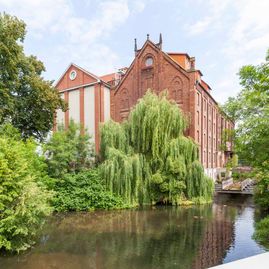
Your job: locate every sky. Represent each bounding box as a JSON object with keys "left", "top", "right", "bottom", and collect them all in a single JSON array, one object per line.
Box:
[{"left": 0, "top": 0, "right": 269, "bottom": 103}]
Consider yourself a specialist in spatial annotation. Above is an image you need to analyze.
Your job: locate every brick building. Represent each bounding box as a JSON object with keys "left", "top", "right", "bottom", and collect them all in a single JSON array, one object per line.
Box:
[{"left": 55, "top": 35, "right": 234, "bottom": 179}]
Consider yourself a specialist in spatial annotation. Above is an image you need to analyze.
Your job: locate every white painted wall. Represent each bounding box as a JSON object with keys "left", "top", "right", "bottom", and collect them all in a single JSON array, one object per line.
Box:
[
  {"left": 205, "top": 168, "right": 218, "bottom": 181},
  {"left": 56, "top": 93, "right": 64, "bottom": 127},
  {"left": 104, "top": 86, "right": 110, "bottom": 122},
  {"left": 68, "top": 90, "right": 80, "bottom": 124},
  {"left": 84, "top": 86, "right": 95, "bottom": 140}
]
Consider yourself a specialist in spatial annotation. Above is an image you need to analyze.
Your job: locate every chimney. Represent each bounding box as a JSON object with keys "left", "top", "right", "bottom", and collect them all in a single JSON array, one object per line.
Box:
[{"left": 190, "top": 57, "right": 195, "bottom": 70}]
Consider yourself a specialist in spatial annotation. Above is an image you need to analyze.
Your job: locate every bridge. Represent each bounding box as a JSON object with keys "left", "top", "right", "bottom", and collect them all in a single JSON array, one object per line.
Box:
[{"left": 215, "top": 178, "right": 255, "bottom": 195}]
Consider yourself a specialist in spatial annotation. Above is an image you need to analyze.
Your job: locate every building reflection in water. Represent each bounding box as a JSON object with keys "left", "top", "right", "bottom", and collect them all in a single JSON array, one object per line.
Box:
[{"left": 192, "top": 203, "right": 235, "bottom": 269}]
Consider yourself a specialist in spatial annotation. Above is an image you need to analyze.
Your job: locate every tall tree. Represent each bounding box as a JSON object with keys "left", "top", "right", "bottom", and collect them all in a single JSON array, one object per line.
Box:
[
  {"left": 223, "top": 50, "right": 269, "bottom": 166},
  {"left": 0, "top": 13, "right": 65, "bottom": 140},
  {"left": 100, "top": 91, "right": 213, "bottom": 206}
]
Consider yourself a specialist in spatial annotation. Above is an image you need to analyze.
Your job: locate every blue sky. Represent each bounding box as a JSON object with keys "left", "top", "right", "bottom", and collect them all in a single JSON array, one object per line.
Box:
[{"left": 1, "top": 0, "right": 269, "bottom": 103}]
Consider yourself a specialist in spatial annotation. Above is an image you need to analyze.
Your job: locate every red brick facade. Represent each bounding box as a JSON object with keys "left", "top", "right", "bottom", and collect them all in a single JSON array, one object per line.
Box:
[
  {"left": 55, "top": 39, "right": 234, "bottom": 172},
  {"left": 110, "top": 39, "right": 234, "bottom": 169}
]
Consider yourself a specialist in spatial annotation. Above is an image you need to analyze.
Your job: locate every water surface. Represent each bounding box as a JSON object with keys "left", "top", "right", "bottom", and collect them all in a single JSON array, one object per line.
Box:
[{"left": 0, "top": 194, "right": 267, "bottom": 269}]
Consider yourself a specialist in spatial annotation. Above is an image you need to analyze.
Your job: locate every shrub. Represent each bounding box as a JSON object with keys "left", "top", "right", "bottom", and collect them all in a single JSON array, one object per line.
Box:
[
  {"left": 254, "top": 165, "right": 269, "bottom": 209},
  {"left": 0, "top": 131, "right": 52, "bottom": 252},
  {"left": 52, "top": 169, "right": 125, "bottom": 211},
  {"left": 253, "top": 216, "right": 269, "bottom": 248},
  {"left": 43, "top": 121, "right": 95, "bottom": 179}
]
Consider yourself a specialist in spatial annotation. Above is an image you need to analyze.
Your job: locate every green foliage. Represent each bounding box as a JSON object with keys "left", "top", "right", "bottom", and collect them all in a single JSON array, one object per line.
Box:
[
  {"left": 100, "top": 91, "right": 214, "bottom": 206},
  {"left": 253, "top": 216, "right": 269, "bottom": 248},
  {"left": 43, "top": 121, "right": 95, "bottom": 179},
  {"left": 232, "top": 170, "right": 254, "bottom": 182},
  {"left": 223, "top": 49, "right": 269, "bottom": 210},
  {"left": 52, "top": 170, "right": 125, "bottom": 211},
  {"left": 226, "top": 154, "right": 239, "bottom": 171},
  {"left": 0, "top": 13, "right": 66, "bottom": 140},
  {"left": 222, "top": 49, "right": 269, "bottom": 167},
  {"left": 0, "top": 132, "right": 52, "bottom": 252},
  {"left": 220, "top": 129, "right": 235, "bottom": 152},
  {"left": 254, "top": 163, "right": 269, "bottom": 208}
]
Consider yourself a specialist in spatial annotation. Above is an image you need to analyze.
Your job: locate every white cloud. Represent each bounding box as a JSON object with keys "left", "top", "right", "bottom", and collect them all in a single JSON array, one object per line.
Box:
[
  {"left": 224, "top": 0, "right": 269, "bottom": 57},
  {"left": 186, "top": 0, "right": 231, "bottom": 36},
  {"left": 189, "top": 17, "right": 212, "bottom": 35},
  {"left": 185, "top": 0, "right": 269, "bottom": 103},
  {"left": 0, "top": 0, "right": 71, "bottom": 34},
  {"left": 0, "top": 0, "right": 146, "bottom": 75},
  {"left": 131, "top": 0, "right": 146, "bottom": 13}
]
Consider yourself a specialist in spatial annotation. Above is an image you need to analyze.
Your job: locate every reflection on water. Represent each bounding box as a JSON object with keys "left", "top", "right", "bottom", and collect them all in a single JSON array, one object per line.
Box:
[{"left": 0, "top": 194, "right": 267, "bottom": 269}]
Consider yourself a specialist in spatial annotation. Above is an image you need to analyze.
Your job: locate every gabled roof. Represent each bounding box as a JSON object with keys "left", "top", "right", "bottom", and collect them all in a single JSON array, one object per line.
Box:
[
  {"left": 114, "top": 39, "right": 191, "bottom": 93},
  {"left": 54, "top": 62, "right": 100, "bottom": 88}
]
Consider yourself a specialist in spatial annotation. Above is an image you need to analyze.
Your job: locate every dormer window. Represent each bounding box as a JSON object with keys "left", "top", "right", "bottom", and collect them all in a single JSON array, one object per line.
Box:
[{"left": 145, "top": 57, "right": 153, "bottom": 67}]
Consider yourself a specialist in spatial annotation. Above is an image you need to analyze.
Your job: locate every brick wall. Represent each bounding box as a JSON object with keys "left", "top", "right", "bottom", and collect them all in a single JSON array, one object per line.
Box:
[{"left": 111, "top": 40, "right": 233, "bottom": 169}]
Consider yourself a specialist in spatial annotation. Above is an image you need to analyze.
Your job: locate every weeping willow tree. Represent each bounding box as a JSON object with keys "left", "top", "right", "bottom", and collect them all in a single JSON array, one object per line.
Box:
[{"left": 100, "top": 91, "right": 213, "bottom": 206}]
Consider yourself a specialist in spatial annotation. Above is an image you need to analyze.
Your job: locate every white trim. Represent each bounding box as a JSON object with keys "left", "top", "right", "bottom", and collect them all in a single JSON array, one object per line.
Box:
[
  {"left": 69, "top": 69, "right": 77, "bottom": 80},
  {"left": 58, "top": 82, "right": 99, "bottom": 93}
]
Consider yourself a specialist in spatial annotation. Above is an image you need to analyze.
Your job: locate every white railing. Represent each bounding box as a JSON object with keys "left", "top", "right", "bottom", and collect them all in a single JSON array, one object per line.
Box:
[
  {"left": 241, "top": 178, "right": 252, "bottom": 191},
  {"left": 222, "top": 178, "right": 233, "bottom": 190}
]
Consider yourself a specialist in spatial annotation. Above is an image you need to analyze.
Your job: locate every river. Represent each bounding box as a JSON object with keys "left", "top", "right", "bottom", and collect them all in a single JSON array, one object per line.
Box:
[{"left": 0, "top": 194, "right": 267, "bottom": 269}]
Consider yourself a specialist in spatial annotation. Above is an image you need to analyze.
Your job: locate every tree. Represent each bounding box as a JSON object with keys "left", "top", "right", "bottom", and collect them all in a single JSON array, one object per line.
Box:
[
  {"left": 223, "top": 50, "right": 269, "bottom": 245},
  {"left": 222, "top": 50, "right": 269, "bottom": 166},
  {"left": 0, "top": 13, "right": 65, "bottom": 140},
  {"left": 43, "top": 121, "right": 95, "bottom": 179},
  {"left": 99, "top": 91, "right": 213, "bottom": 206},
  {"left": 0, "top": 125, "right": 52, "bottom": 252}
]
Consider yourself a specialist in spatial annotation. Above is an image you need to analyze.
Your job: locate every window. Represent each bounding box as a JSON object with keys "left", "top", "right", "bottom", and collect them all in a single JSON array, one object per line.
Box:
[
  {"left": 145, "top": 57, "right": 153, "bottom": 67},
  {"left": 197, "top": 93, "right": 200, "bottom": 106},
  {"left": 69, "top": 70, "right": 77, "bottom": 80},
  {"left": 197, "top": 111, "right": 200, "bottom": 125}
]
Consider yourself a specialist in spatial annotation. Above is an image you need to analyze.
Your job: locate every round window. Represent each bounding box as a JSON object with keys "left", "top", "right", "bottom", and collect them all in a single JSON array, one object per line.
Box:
[
  {"left": 145, "top": 57, "right": 153, "bottom": 67},
  {"left": 69, "top": 70, "right": 77, "bottom": 80}
]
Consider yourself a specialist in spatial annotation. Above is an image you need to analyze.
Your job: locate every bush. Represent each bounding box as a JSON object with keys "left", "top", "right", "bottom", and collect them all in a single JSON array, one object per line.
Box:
[
  {"left": 253, "top": 216, "right": 269, "bottom": 248},
  {"left": 52, "top": 169, "right": 125, "bottom": 211},
  {"left": 254, "top": 166, "right": 269, "bottom": 208},
  {"left": 0, "top": 130, "right": 52, "bottom": 252},
  {"left": 44, "top": 121, "right": 95, "bottom": 179}
]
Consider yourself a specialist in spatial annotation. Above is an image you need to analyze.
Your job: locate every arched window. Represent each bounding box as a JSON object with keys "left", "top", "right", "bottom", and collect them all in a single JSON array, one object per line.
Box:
[
  {"left": 170, "top": 77, "right": 183, "bottom": 103},
  {"left": 120, "top": 89, "right": 129, "bottom": 111},
  {"left": 145, "top": 56, "right": 153, "bottom": 67}
]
